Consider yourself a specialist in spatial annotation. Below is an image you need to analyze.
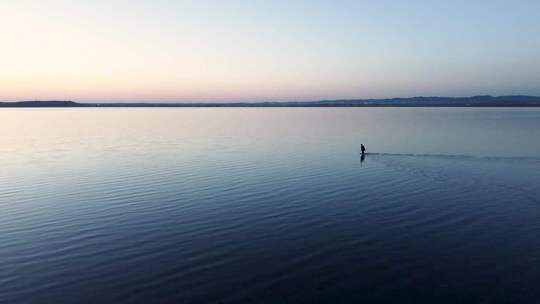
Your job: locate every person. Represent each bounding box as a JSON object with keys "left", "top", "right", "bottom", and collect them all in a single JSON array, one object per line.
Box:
[{"left": 361, "top": 144, "right": 366, "bottom": 155}]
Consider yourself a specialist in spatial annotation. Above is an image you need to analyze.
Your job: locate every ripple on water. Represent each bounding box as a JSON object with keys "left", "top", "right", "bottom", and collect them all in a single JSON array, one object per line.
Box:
[{"left": 2, "top": 109, "right": 540, "bottom": 303}]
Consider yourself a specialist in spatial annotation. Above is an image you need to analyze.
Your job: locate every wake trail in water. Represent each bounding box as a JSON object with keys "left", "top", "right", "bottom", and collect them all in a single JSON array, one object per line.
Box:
[{"left": 366, "top": 152, "right": 540, "bottom": 162}]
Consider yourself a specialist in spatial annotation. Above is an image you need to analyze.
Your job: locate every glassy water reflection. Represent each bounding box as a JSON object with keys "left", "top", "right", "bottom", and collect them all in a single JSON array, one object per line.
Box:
[{"left": 1, "top": 108, "right": 540, "bottom": 303}]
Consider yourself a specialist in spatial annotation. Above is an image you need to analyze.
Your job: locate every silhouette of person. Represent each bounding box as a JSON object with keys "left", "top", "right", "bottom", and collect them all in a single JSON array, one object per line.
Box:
[
  {"left": 360, "top": 153, "right": 365, "bottom": 163},
  {"left": 361, "top": 144, "right": 366, "bottom": 155}
]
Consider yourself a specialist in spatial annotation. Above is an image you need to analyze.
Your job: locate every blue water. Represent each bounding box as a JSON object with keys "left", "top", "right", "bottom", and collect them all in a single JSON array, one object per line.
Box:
[{"left": 1, "top": 108, "right": 540, "bottom": 303}]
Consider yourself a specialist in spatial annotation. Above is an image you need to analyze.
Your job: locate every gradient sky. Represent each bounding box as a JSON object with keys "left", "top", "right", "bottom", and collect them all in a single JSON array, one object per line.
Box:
[{"left": 1, "top": 0, "right": 540, "bottom": 102}]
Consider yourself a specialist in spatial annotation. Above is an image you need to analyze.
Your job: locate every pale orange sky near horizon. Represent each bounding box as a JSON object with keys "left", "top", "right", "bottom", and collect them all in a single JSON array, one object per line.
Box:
[{"left": 2, "top": 0, "right": 540, "bottom": 102}]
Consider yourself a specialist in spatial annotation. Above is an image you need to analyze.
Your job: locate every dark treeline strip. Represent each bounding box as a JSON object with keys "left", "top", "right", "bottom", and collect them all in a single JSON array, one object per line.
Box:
[{"left": 2, "top": 95, "right": 540, "bottom": 107}]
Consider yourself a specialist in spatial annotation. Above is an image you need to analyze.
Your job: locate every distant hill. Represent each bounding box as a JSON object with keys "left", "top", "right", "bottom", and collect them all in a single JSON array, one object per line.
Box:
[
  {"left": 0, "top": 100, "right": 81, "bottom": 107},
  {"left": 2, "top": 96, "right": 540, "bottom": 107},
  {"left": 309, "top": 95, "right": 540, "bottom": 107}
]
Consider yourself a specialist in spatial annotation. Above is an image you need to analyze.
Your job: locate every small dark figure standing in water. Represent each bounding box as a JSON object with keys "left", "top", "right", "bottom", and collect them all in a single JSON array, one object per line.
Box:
[{"left": 360, "top": 144, "right": 367, "bottom": 163}]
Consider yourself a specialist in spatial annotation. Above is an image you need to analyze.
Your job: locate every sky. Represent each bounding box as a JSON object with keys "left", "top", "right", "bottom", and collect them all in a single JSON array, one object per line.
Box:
[{"left": 1, "top": 0, "right": 540, "bottom": 102}]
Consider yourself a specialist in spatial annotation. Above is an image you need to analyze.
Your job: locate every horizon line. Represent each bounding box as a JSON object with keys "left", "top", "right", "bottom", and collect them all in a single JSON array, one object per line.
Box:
[{"left": 2, "top": 94, "right": 540, "bottom": 104}]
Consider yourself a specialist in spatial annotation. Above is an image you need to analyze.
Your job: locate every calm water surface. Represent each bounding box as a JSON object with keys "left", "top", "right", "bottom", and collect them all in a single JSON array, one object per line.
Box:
[{"left": 1, "top": 108, "right": 540, "bottom": 303}]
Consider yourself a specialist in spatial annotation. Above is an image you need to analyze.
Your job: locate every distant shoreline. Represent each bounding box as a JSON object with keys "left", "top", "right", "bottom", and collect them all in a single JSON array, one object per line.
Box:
[{"left": 2, "top": 95, "right": 540, "bottom": 107}]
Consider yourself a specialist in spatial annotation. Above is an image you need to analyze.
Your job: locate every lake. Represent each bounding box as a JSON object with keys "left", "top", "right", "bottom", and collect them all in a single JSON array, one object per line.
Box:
[{"left": 1, "top": 108, "right": 540, "bottom": 303}]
